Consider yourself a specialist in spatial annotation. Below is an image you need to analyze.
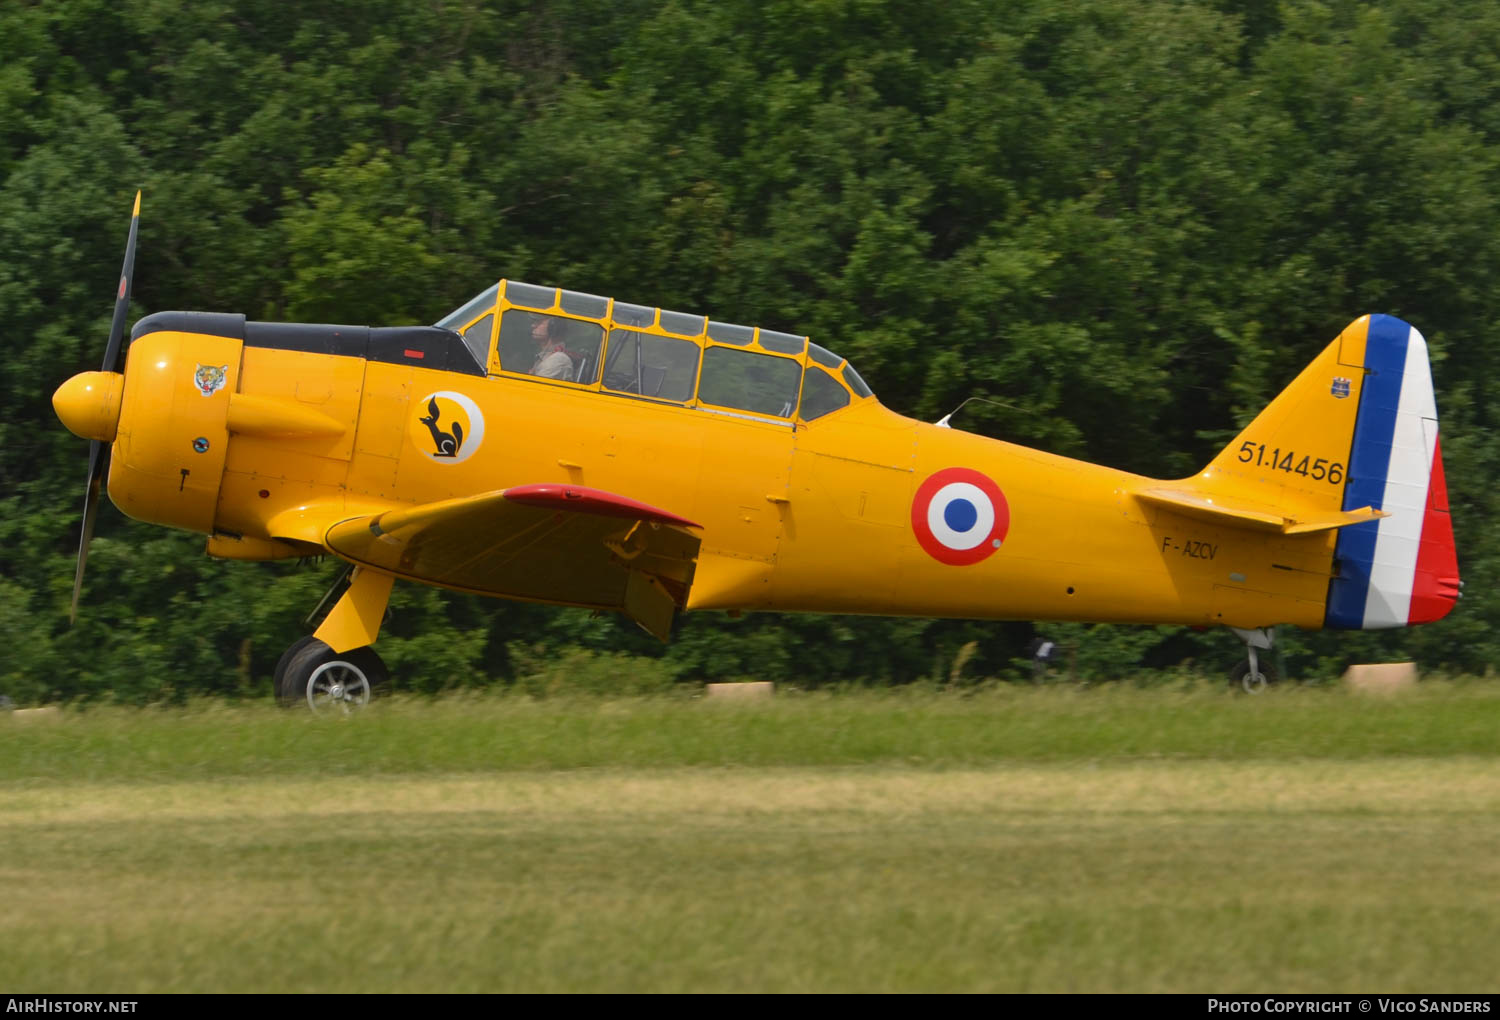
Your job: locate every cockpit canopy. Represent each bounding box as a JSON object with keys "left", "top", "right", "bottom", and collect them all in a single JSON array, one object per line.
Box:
[{"left": 436, "top": 281, "right": 873, "bottom": 423}]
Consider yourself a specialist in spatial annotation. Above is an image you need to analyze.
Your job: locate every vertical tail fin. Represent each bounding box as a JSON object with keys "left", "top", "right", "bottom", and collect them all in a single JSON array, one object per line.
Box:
[{"left": 1203, "top": 315, "right": 1459, "bottom": 629}]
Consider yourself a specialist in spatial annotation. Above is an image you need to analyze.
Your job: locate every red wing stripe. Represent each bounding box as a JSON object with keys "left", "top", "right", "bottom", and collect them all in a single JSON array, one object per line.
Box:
[{"left": 502, "top": 483, "right": 701, "bottom": 529}]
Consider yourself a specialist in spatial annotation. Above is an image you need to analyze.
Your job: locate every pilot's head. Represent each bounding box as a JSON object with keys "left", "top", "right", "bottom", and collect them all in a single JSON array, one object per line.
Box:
[{"left": 530, "top": 315, "right": 555, "bottom": 346}]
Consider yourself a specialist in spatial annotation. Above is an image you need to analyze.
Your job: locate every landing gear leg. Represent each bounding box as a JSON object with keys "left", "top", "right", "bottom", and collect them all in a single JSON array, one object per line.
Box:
[
  {"left": 274, "top": 566, "right": 396, "bottom": 711},
  {"left": 1228, "top": 626, "right": 1279, "bottom": 693}
]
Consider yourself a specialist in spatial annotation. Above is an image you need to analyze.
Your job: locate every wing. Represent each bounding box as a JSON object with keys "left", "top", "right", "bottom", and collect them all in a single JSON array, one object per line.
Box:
[{"left": 306, "top": 484, "right": 701, "bottom": 639}]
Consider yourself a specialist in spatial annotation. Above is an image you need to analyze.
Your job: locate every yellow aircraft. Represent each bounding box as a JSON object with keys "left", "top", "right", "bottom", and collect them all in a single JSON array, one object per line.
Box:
[{"left": 54, "top": 196, "right": 1460, "bottom": 708}]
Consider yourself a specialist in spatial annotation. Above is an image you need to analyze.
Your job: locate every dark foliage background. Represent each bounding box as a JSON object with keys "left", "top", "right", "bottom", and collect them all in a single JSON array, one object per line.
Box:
[{"left": 4, "top": 0, "right": 1496, "bottom": 700}]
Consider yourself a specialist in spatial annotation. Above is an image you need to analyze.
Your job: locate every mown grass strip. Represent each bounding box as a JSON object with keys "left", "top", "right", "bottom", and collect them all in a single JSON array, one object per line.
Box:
[
  {"left": 3, "top": 682, "right": 1498, "bottom": 783},
  {"left": 2, "top": 761, "right": 1496, "bottom": 992}
]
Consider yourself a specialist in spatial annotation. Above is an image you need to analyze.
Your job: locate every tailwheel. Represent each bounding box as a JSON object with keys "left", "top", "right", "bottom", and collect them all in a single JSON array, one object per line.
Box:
[
  {"left": 276, "top": 638, "right": 387, "bottom": 713},
  {"left": 1227, "top": 626, "right": 1279, "bottom": 694},
  {"left": 1229, "top": 658, "right": 1279, "bottom": 693}
]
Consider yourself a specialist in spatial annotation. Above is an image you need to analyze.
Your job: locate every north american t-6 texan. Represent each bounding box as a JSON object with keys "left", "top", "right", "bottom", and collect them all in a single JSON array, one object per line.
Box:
[{"left": 52, "top": 195, "right": 1461, "bottom": 708}]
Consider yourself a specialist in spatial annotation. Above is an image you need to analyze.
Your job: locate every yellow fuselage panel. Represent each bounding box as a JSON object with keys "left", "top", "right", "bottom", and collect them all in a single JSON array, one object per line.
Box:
[
  {"left": 357, "top": 368, "right": 787, "bottom": 572},
  {"left": 763, "top": 406, "right": 1328, "bottom": 628},
  {"left": 217, "top": 348, "right": 363, "bottom": 540}
]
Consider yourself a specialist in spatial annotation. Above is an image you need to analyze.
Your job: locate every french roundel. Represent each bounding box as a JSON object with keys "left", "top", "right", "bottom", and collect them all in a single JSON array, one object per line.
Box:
[{"left": 911, "top": 467, "right": 1010, "bottom": 566}]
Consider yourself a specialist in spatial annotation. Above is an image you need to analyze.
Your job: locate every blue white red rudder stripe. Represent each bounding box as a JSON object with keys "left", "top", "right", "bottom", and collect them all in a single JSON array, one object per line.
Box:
[{"left": 1325, "top": 315, "right": 1460, "bottom": 629}]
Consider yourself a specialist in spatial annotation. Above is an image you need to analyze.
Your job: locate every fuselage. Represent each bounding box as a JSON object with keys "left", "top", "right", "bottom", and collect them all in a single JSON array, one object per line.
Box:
[{"left": 99, "top": 307, "right": 1336, "bottom": 632}]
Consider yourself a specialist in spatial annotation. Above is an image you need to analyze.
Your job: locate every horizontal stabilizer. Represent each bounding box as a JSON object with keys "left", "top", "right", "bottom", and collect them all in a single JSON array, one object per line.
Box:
[{"left": 1136, "top": 486, "right": 1387, "bottom": 535}]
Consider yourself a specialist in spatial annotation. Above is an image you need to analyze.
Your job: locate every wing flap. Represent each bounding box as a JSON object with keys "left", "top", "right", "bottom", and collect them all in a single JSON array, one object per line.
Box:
[
  {"left": 1137, "top": 486, "right": 1387, "bottom": 535},
  {"left": 322, "top": 484, "right": 701, "bottom": 638}
]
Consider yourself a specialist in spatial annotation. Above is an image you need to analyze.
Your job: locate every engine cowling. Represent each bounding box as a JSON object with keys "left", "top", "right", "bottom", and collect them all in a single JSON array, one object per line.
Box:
[{"left": 107, "top": 326, "right": 242, "bottom": 535}]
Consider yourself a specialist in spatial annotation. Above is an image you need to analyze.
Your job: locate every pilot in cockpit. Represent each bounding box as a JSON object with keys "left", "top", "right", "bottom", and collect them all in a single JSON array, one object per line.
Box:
[{"left": 529, "top": 315, "right": 574, "bottom": 380}]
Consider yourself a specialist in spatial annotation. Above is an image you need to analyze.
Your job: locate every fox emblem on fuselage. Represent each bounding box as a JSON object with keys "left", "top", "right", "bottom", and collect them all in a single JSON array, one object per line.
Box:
[
  {"left": 407, "top": 391, "right": 485, "bottom": 466},
  {"left": 419, "top": 396, "right": 463, "bottom": 457}
]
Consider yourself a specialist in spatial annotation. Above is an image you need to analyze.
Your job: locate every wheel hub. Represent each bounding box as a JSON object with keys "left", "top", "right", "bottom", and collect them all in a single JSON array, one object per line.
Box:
[{"left": 306, "top": 660, "right": 371, "bottom": 714}]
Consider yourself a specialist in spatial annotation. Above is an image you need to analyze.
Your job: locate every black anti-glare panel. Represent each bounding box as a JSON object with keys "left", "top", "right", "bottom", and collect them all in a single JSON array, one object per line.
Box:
[{"left": 131, "top": 310, "right": 246, "bottom": 343}]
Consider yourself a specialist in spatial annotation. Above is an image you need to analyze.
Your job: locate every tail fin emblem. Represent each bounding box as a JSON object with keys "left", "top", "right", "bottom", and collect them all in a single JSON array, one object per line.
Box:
[{"left": 1331, "top": 377, "right": 1351, "bottom": 399}]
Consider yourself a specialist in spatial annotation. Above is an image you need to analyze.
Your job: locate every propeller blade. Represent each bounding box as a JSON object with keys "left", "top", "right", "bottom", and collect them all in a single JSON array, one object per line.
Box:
[
  {"left": 71, "top": 191, "right": 140, "bottom": 621},
  {"left": 100, "top": 190, "right": 141, "bottom": 374},
  {"left": 70, "top": 439, "right": 106, "bottom": 623}
]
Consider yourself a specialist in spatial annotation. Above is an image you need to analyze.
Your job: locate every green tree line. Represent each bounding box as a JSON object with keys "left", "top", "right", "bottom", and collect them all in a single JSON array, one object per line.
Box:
[{"left": 3, "top": 0, "right": 1496, "bottom": 701}]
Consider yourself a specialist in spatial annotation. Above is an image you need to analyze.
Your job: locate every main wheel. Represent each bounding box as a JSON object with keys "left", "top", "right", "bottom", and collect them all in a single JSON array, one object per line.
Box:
[
  {"left": 277, "top": 639, "right": 388, "bottom": 712},
  {"left": 272, "top": 635, "right": 321, "bottom": 698},
  {"left": 1230, "top": 658, "right": 1279, "bottom": 693}
]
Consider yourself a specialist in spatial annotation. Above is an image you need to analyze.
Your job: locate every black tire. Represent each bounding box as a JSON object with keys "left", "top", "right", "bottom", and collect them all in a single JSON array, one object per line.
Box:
[
  {"left": 272, "top": 635, "right": 321, "bottom": 699},
  {"left": 1230, "top": 658, "right": 1279, "bottom": 694},
  {"left": 277, "top": 639, "right": 389, "bottom": 712},
  {"left": 342, "top": 646, "right": 390, "bottom": 699}
]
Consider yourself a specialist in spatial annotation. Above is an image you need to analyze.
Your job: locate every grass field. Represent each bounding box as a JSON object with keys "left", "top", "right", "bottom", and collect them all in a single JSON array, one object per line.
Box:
[{"left": 2, "top": 683, "right": 1497, "bottom": 992}]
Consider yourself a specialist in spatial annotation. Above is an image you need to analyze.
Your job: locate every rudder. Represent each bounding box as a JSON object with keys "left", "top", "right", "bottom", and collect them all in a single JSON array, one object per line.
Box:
[{"left": 1324, "top": 315, "right": 1459, "bottom": 628}]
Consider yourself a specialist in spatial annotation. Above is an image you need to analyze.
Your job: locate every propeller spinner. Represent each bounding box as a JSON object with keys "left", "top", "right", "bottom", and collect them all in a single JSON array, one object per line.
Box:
[{"left": 53, "top": 191, "right": 140, "bottom": 622}]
